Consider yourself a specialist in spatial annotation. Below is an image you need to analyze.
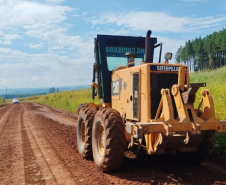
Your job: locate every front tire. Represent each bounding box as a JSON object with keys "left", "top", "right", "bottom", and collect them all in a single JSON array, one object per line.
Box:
[
  {"left": 77, "top": 107, "right": 96, "bottom": 158},
  {"left": 92, "top": 108, "right": 126, "bottom": 171}
]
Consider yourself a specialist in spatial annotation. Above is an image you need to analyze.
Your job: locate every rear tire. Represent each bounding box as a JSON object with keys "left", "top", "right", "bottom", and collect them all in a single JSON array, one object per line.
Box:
[
  {"left": 77, "top": 107, "right": 96, "bottom": 158},
  {"left": 77, "top": 103, "right": 88, "bottom": 114},
  {"left": 92, "top": 108, "right": 126, "bottom": 171}
]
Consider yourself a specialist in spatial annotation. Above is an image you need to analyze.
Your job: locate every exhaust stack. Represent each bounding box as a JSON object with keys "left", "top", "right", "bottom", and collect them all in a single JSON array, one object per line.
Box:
[{"left": 145, "top": 30, "right": 152, "bottom": 63}]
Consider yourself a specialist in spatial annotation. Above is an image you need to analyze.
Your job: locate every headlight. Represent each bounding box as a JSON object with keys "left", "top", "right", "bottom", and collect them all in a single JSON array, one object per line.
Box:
[{"left": 164, "top": 52, "right": 173, "bottom": 60}]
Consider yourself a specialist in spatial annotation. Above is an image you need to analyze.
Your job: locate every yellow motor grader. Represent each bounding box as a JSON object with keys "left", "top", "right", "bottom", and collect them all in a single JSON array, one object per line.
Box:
[{"left": 77, "top": 30, "right": 226, "bottom": 171}]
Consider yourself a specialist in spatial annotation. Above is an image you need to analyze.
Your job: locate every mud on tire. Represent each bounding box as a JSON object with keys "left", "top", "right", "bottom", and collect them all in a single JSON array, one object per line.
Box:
[
  {"left": 92, "top": 108, "right": 126, "bottom": 171},
  {"left": 77, "top": 103, "right": 88, "bottom": 114},
  {"left": 77, "top": 107, "right": 96, "bottom": 158}
]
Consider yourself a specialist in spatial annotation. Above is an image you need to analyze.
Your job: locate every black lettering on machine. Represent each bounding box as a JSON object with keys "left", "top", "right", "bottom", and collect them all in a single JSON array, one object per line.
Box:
[
  {"left": 150, "top": 65, "right": 179, "bottom": 72},
  {"left": 157, "top": 66, "right": 179, "bottom": 72},
  {"left": 106, "top": 47, "right": 145, "bottom": 54}
]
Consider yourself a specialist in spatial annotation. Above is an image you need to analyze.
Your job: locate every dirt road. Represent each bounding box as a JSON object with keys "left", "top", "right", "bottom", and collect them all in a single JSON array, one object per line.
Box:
[{"left": 0, "top": 103, "right": 225, "bottom": 185}]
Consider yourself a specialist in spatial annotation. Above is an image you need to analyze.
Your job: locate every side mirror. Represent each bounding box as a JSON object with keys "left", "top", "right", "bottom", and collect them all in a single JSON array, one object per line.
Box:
[{"left": 164, "top": 52, "right": 173, "bottom": 60}]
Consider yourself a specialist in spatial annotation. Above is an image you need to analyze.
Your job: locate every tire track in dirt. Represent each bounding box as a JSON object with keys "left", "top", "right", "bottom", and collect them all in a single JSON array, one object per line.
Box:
[
  {"left": 34, "top": 103, "right": 77, "bottom": 126},
  {"left": 0, "top": 105, "right": 15, "bottom": 184},
  {"left": 202, "top": 161, "right": 226, "bottom": 175},
  {"left": 0, "top": 105, "right": 11, "bottom": 116},
  {"left": 0, "top": 105, "right": 25, "bottom": 184},
  {"left": 23, "top": 103, "right": 77, "bottom": 184},
  {"left": 29, "top": 103, "right": 112, "bottom": 185},
  {"left": 0, "top": 103, "right": 226, "bottom": 185},
  {"left": 21, "top": 105, "right": 49, "bottom": 184},
  {"left": 0, "top": 105, "right": 15, "bottom": 136}
]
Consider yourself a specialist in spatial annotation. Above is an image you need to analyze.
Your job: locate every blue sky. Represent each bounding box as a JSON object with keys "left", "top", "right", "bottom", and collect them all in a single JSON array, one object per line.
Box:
[{"left": 0, "top": 0, "right": 226, "bottom": 88}]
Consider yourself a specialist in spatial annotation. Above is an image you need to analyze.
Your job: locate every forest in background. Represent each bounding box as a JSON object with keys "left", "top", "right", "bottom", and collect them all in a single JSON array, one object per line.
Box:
[
  {"left": 0, "top": 93, "right": 47, "bottom": 100},
  {"left": 175, "top": 28, "right": 226, "bottom": 71}
]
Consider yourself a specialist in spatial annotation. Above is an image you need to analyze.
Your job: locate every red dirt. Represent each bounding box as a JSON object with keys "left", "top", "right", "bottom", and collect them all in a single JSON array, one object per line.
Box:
[{"left": 0, "top": 103, "right": 225, "bottom": 185}]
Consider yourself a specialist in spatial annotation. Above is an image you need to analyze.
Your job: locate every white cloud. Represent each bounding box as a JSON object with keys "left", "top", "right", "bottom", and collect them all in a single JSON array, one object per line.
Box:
[
  {"left": 91, "top": 11, "right": 226, "bottom": 33},
  {"left": 31, "top": 77, "right": 38, "bottom": 81},
  {"left": 25, "top": 28, "right": 88, "bottom": 51},
  {"left": 82, "top": 12, "right": 87, "bottom": 16},
  {"left": 46, "top": 0, "right": 65, "bottom": 3},
  {"left": 0, "top": 1, "right": 89, "bottom": 53},
  {"left": 0, "top": 0, "right": 73, "bottom": 39},
  {"left": 29, "top": 43, "right": 43, "bottom": 49},
  {"left": 0, "top": 47, "right": 93, "bottom": 88},
  {"left": 152, "top": 36, "right": 185, "bottom": 63},
  {"left": 0, "top": 31, "right": 21, "bottom": 44},
  {"left": 0, "top": 47, "right": 26, "bottom": 62},
  {"left": 71, "top": 14, "right": 79, "bottom": 17},
  {"left": 0, "top": 1, "right": 73, "bottom": 27}
]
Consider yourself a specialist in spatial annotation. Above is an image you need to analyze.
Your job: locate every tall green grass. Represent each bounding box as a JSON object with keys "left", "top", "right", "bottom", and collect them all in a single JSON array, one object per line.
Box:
[
  {"left": 190, "top": 66, "right": 226, "bottom": 119},
  {"left": 20, "top": 88, "right": 100, "bottom": 113},
  {"left": 0, "top": 97, "right": 6, "bottom": 106}
]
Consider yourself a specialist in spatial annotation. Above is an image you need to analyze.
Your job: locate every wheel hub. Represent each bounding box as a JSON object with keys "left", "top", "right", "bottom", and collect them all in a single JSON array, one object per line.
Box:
[
  {"left": 97, "top": 125, "right": 105, "bottom": 157},
  {"left": 80, "top": 121, "right": 85, "bottom": 145}
]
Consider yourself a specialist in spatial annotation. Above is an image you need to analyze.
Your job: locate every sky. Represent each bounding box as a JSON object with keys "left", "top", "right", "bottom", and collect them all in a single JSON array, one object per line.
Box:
[{"left": 0, "top": 0, "right": 226, "bottom": 88}]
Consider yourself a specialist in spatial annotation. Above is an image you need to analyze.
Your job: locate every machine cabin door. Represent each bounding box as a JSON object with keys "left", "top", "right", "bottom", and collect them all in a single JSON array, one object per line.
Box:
[{"left": 133, "top": 72, "right": 140, "bottom": 119}]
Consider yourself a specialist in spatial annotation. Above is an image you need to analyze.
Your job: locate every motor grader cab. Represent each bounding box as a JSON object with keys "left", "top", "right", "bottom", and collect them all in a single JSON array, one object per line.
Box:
[{"left": 77, "top": 30, "right": 226, "bottom": 171}]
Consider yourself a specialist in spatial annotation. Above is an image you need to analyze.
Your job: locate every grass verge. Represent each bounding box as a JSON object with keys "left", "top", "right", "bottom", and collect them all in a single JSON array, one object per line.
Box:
[{"left": 20, "top": 88, "right": 100, "bottom": 113}]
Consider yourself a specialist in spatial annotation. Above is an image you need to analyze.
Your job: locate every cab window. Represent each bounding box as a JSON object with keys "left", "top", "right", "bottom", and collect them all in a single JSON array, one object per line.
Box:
[{"left": 106, "top": 46, "right": 145, "bottom": 71}]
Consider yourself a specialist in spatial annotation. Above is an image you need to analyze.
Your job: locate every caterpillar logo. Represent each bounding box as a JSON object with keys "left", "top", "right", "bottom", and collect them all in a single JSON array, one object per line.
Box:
[{"left": 150, "top": 65, "right": 179, "bottom": 72}]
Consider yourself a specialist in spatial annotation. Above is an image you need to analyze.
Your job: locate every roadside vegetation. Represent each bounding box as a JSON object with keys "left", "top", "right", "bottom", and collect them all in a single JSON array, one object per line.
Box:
[
  {"left": 0, "top": 93, "right": 47, "bottom": 100},
  {"left": 0, "top": 97, "right": 6, "bottom": 106},
  {"left": 19, "top": 88, "right": 101, "bottom": 113},
  {"left": 191, "top": 66, "right": 226, "bottom": 120}
]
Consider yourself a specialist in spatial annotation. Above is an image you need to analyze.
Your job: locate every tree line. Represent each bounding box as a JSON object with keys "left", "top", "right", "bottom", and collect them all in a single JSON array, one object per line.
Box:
[
  {"left": 175, "top": 28, "right": 226, "bottom": 71},
  {"left": 49, "top": 87, "right": 59, "bottom": 93},
  {"left": 0, "top": 93, "right": 47, "bottom": 99}
]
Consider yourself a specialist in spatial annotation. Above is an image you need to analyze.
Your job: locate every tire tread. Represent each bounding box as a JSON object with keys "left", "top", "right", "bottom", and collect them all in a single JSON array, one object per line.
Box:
[
  {"left": 94, "top": 108, "right": 126, "bottom": 171},
  {"left": 78, "top": 107, "right": 96, "bottom": 158}
]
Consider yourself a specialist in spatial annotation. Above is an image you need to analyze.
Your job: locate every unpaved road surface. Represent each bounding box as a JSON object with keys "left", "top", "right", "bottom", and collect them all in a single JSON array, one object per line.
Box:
[{"left": 0, "top": 103, "right": 226, "bottom": 185}]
